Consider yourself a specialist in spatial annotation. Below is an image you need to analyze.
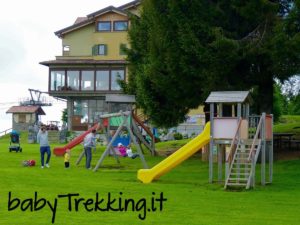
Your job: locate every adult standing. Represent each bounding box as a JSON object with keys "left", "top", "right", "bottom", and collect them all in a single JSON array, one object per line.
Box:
[
  {"left": 83, "top": 129, "right": 96, "bottom": 169},
  {"left": 37, "top": 126, "right": 51, "bottom": 168}
]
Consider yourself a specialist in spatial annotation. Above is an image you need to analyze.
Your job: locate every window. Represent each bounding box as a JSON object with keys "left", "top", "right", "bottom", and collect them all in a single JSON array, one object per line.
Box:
[
  {"left": 96, "top": 70, "right": 109, "bottom": 90},
  {"left": 98, "top": 44, "right": 107, "bottom": 55},
  {"left": 74, "top": 100, "right": 106, "bottom": 124},
  {"left": 18, "top": 114, "right": 26, "bottom": 123},
  {"left": 92, "top": 44, "right": 107, "bottom": 55},
  {"left": 63, "top": 45, "right": 70, "bottom": 51},
  {"left": 119, "top": 43, "right": 127, "bottom": 55},
  {"left": 63, "top": 45, "right": 70, "bottom": 56},
  {"left": 81, "top": 71, "right": 94, "bottom": 91},
  {"left": 67, "top": 71, "right": 79, "bottom": 90},
  {"left": 111, "top": 70, "right": 125, "bottom": 90},
  {"left": 114, "top": 21, "right": 128, "bottom": 31},
  {"left": 97, "top": 21, "right": 111, "bottom": 31},
  {"left": 50, "top": 69, "right": 125, "bottom": 92},
  {"left": 50, "top": 71, "right": 65, "bottom": 91}
]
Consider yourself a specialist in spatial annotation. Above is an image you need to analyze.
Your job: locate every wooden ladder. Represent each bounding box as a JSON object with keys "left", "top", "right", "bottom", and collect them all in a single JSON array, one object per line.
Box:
[{"left": 225, "top": 139, "right": 261, "bottom": 189}]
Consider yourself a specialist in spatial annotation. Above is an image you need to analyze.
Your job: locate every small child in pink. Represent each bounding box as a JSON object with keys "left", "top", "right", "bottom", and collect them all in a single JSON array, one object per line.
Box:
[{"left": 117, "top": 143, "right": 127, "bottom": 157}]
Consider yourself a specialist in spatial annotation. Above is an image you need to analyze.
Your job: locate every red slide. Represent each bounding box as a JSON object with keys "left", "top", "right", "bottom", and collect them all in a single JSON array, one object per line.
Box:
[{"left": 53, "top": 123, "right": 98, "bottom": 156}]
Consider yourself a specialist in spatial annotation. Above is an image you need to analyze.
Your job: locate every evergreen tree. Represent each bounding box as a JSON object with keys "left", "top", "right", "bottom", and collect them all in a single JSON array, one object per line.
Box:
[
  {"left": 125, "top": 0, "right": 300, "bottom": 127},
  {"left": 61, "top": 108, "right": 68, "bottom": 124}
]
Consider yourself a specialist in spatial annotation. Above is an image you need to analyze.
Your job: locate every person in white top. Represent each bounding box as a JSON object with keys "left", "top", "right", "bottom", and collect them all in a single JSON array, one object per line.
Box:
[
  {"left": 37, "top": 126, "right": 51, "bottom": 168},
  {"left": 126, "top": 144, "right": 139, "bottom": 159},
  {"left": 83, "top": 129, "right": 96, "bottom": 169}
]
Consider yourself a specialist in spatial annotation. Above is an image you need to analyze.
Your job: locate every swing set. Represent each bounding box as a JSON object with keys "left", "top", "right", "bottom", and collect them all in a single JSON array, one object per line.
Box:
[{"left": 76, "top": 111, "right": 155, "bottom": 171}]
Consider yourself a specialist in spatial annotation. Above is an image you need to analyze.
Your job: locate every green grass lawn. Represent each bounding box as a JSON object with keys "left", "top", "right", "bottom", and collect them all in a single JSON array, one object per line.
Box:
[
  {"left": 274, "top": 115, "right": 300, "bottom": 137},
  {"left": 1, "top": 133, "right": 300, "bottom": 225}
]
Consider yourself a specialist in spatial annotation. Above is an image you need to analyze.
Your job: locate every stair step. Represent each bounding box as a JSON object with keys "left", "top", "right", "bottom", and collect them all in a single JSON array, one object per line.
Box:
[
  {"left": 234, "top": 158, "right": 249, "bottom": 161},
  {"left": 226, "top": 183, "right": 247, "bottom": 186},
  {"left": 236, "top": 153, "right": 251, "bottom": 156},
  {"left": 240, "top": 139, "right": 261, "bottom": 144},
  {"left": 231, "top": 167, "right": 251, "bottom": 171},
  {"left": 234, "top": 157, "right": 249, "bottom": 160},
  {"left": 230, "top": 173, "right": 250, "bottom": 176},
  {"left": 236, "top": 145, "right": 251, "bottom": 151},
  {"left": 232, "top": 163, "right": 252, "bottom": 166},
  {"left": 228, "top": 177, "right": 248, "bottom": 181}
]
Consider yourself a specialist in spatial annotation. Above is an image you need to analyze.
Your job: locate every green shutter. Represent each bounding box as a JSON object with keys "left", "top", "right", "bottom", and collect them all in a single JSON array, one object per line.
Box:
[
  {"left": 119, "top": 44, "right": 127, "bottom": 55},
  {"left": 104, "top": 44, "right": 108, "bottom": 55},
  {"left": 92, "top": 45, "right": 99, "bottom": 56}
]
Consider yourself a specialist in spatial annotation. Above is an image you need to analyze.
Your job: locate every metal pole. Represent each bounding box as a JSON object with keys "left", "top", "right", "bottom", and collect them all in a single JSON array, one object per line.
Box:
[
  {"left": 218, "top": 144, "right": 223, "bottom": 182},
  {"left": 127, "top": 123, "right": 148, "bottom": 169},
  {"left": 269, "top": 114, "right": 273, "bottom": 183},
  {"left": 93, "top": 116, "right": 128, "bottom": 171},
  {"left": 209, "top": 103, "right": 214, "bottom": 183},
  {"left": 261, "top": 113, "right": 266, "bottom": 186}
]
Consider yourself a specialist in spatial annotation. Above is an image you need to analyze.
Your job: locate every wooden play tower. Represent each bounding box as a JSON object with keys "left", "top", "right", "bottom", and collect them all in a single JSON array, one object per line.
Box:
[{"left": 205, "top": 91, "right": 273, "bottom": 189}]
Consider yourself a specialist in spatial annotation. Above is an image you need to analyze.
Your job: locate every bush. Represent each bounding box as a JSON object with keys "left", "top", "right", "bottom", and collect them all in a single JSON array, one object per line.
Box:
[{"left": 173, "top": 132, "right": 183, "bottom": 140}]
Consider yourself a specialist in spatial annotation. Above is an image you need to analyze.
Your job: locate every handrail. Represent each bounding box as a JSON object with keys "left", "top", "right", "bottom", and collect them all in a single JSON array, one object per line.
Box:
[
  {"left": 0, "top": 128, "right": 12, "bottom": 137},
  {"left": 247, "top": 116, "right": 263, "bottom": 161},
  {"left": 226, "top": 118, "right": 242, "bottom": 163}
]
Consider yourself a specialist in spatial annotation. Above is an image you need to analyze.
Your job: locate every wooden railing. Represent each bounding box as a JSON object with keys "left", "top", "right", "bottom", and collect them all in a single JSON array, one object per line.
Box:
[
  {"left": 226, "top": 118, "right": 242, "bottom": 164},
  {"left": 247, "top": 116, "right": 263, "bottom": 162},
  {"left": 0, "top": 128, "right": 12, "bottom": 137}
]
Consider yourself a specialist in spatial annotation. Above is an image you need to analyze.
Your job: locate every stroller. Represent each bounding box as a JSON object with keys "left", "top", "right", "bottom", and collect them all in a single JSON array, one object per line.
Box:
[{"left": 9, "top": 131, "right": 22, "bottom": 153}]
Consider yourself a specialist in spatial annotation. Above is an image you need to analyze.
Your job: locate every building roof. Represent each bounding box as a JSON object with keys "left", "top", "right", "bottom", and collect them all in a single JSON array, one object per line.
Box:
[
  {"left": 39, "top": 59, "right": 127, "bottom": 66},
  {"left": 54, "top": 18, "right": 94, "bottom": 37},
  {"left": 74, "top": 17, "right": 88, "bottom": 24},
  {"left": 6, "top": 106, "right": 46, "bottom": 115},
  {"left": 87, "top": 5, "right": 127, "bottom": 18},
  {"left": 118, "top": 0, "right": 141, "bottom": 10},
  {"left": 205, "top": 91, "right": 251, "bottom": 104},
  {"left": 54, "top": 0, "right": 141, "bottom": 38},
  {"left": 105, "top": 94, "right": 136, "bottom": 103}
]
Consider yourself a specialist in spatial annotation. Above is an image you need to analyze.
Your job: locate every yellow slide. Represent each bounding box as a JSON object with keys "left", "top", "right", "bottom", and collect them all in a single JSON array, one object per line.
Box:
[{"left": 137, "top": 122, "right": 210, "bottom": 183}]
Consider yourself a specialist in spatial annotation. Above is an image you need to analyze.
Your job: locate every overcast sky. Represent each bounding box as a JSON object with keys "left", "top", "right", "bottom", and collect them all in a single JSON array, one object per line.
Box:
[{"left": 0, "top": 0, "right": 130, "bottom": 131}]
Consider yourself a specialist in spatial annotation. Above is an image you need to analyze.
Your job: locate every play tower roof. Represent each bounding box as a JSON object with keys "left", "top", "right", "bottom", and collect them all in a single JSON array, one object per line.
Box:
[{"left": 205, "top": 91, "right": 252, "bottom": 104}]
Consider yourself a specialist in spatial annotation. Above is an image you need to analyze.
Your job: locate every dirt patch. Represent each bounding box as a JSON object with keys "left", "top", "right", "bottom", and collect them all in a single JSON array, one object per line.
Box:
[{"left": 274, "top": 151, "right": 300, "bottom": 161}]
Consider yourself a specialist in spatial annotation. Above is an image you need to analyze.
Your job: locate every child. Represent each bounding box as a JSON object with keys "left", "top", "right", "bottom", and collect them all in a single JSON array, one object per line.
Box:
[
  {"left": 64, "top": 149, "right": 71, "bottom": 168},
  {"left": 117, "top": 143, "right": 127, "bottom": 157},
  {"left": 126, "top": 144, "right": 139, "bottom": 159}
]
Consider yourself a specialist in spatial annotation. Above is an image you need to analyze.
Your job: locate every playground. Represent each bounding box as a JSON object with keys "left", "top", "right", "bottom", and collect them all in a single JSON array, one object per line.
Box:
[
  {"left": 0, "top": 131, "right": 300, "bottom": 224},
  {"left": 1, "top": 91, "right": 299, "bottom": 224}
]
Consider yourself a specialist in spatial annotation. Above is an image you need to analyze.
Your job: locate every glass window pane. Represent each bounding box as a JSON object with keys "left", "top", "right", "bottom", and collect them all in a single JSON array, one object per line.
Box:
[
  {"left": 98, "top": 45, "right": 106, "bottom": 55},
  {"left": 81, "top": 71, "right": 94, "bottom": 91},
  {"left": 114, "top": 21, "right": 128, "bottom": 31},
  {"left": 74, "top": 100, "right": 89, "bottom": 123},
  {"left": 111, "top": 70, "right": 124, "bottom": 90},
  {"left": 67, "top": 71, "right": 79, "bottom": 90},
  {"left": 88, "top": 100, "right": 97, "bottom": 123},
  {"left": 50, "top": 71, "right": 65, "bottom": 91},
  {"left": 96, "top": 70, "right": 109, "bottom": 90},
  {"left": 97, "top": 22, "right": 111, "bottom": 31},
  {"left": 74, "top": 100, "right": 82, "bottom": 115}
]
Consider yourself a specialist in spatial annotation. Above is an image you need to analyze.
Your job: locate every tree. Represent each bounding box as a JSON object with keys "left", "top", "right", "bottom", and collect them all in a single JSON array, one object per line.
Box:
[
  {"left": 125, "top": 0, "right": 300, "bottom": 127},
  {"left": 288, "top": 94, "right": 300, "bottom": 114},
  {"left": 61, "top": 108, "right": 68, "bottom": 124},
  {"left": 273, "top": 82, "right": 288, "bottom": 121}
]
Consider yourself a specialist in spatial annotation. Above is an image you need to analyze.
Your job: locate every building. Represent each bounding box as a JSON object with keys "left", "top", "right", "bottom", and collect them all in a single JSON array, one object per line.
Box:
[
  {"left": 40, "top": 0, "right": 141, "bottom": 131},
  {"left": 6, "top": 106, "right": 45, "bottom": 131}
]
